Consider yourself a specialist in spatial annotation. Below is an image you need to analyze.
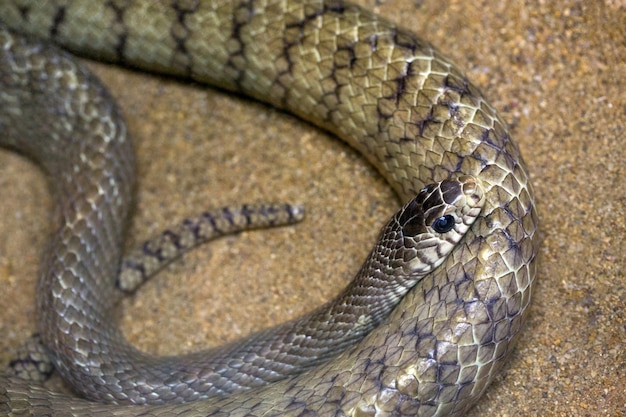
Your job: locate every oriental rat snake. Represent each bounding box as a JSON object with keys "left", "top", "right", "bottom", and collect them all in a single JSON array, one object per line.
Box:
[{"left": 0, "top": 0, "right": 538, "bottom": 415}]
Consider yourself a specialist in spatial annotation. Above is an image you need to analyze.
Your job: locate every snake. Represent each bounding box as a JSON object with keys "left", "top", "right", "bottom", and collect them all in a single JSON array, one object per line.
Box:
[{"left": 0, "top": 0, "right": 539, "bottom": 416}]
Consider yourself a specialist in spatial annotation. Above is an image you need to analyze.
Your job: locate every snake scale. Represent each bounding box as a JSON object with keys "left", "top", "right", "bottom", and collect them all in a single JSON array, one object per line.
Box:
[{"left": 0, "top": 0, "right": 538, "bottom": 416}]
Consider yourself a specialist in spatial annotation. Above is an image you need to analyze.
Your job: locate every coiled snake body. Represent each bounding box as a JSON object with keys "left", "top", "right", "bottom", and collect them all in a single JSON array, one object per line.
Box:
[{"left": 0, "top": 0, "right": 538, "bottom": 416}]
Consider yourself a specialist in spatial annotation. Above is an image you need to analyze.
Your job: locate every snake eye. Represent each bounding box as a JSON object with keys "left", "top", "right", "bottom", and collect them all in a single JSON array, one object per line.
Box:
[{"left": 432, "top": 215, "right": 455, "bottom": 233}]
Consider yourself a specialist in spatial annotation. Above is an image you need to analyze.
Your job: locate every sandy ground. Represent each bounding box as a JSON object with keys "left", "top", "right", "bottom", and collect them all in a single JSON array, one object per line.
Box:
[{"left": 1, "top": 0, "right": 624, "bottom": 415}]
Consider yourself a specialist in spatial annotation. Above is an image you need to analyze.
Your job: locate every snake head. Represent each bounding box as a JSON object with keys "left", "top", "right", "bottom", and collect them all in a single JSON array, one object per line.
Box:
[{"left": 381, "top": 175, "right": 485, "bottom": 278}]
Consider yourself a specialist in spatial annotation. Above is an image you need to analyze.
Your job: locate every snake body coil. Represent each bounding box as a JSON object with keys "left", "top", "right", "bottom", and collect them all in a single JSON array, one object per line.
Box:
[{"left": 0, "top": 0, "right": 538, "bottom": 416}]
